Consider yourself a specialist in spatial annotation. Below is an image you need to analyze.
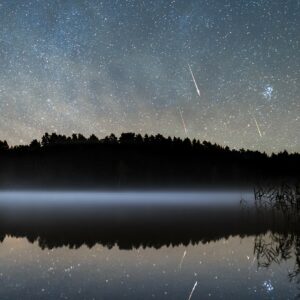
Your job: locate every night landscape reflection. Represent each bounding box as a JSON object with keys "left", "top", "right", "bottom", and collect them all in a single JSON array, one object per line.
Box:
[
  {"left": 0, "top": 0, "right": 299, "bottom": 298},
  {"left": 0, "top": 185, "right": 300, "bottom": 299}
]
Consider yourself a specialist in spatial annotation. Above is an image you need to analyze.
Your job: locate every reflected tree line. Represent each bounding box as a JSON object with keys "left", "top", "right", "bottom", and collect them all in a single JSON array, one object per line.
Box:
[
  {"left": 0, "top": 183, "right": 300, "bottom": 291},
  {"left": 0, "top": 203, "right": 273, "bottom": 250},
  {"left": 0, "top": 184, "right": 298, "bottom": 250},
  {"left": 0, "top": 132, "right": 299, "bottom": 188}
]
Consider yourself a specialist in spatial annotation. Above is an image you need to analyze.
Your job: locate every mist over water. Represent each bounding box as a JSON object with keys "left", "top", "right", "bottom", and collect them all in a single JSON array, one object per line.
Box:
[
  {"left": 0, "top": 187, "right": 299, "bottom": 299},
  {"left": 0, "top": 190, "right": 254, "bottom": 206}
]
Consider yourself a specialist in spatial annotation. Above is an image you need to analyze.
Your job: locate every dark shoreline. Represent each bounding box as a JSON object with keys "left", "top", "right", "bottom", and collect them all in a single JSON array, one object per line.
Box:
[{"left": 0, "top": 132, "right": 299, "bottom": 189}]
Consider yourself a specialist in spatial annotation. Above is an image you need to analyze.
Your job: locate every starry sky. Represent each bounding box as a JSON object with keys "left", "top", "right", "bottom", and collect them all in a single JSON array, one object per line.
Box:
[{"left": 0, "top": 0, "right": 299, "bottom": 153}]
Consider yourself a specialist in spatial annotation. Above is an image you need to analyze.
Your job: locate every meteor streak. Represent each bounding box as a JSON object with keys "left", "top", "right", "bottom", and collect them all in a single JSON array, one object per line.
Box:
[
  {"left": 179, "top": 109, "right": 188, "bottom": 136},
  {"left": 179, "top": 250, "right": 187, "bottom": 269},
  {"left": 248, "top": 256, "right": 257, "bottom": 277},
  {"left": 188, "top": 64, "right": 201, "bottom": 97},
  {"left": 223, "top": 31, "right": 232, "bottom": 39},
  {"left": 187, "top": 281, "right": 198, "bottom": 300},
  {"left": 250, "top": 256, "right": 256, "bottom": 268},
  {"left": 253, "top": 116, "right": 263, "bottom": 138}
]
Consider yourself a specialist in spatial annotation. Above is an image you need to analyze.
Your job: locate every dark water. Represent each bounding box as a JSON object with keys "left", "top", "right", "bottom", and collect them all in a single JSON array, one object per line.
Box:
[{"left": 0, "top": 188, "right": 299, "bottom": 299}]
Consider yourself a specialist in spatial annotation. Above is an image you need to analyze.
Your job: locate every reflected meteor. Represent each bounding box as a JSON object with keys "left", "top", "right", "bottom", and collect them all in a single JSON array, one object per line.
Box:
[
  {"left": 179, "top": 250, "right": 187, "bottom": 269},
  {"left": 187, "top": 281, "right": 198, "bottom": 300}
]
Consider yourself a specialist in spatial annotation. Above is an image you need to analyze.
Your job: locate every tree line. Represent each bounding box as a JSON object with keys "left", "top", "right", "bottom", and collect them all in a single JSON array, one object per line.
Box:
[{"left": 0, "top": 132, "right": 299, "bottom": 188}]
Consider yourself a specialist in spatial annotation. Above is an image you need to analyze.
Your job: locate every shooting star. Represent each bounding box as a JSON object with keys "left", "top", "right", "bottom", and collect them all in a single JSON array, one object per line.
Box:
[
  {"left": 248, "top": 256, "right": 257, "bottom": 276},
  {"left": 188, "top": 64, "right": 201, "bottom": 98},
  {"left": 179, "top": 250, "right": 187, "bottom": 270},
  {"left": 253, "top": 116, "right": 263, "bottom": 138},
  {"left": 179, "top": 109, "right": 188, "bottom": 136},
  {"left": 187, "top": 281, "right": 198, "bottom": 300},
  {"left": 250, "top": 256, "right": 256, "bottom": 268},
  {"left": 223, "top": 31, "right": 232, "bottom": 39}
]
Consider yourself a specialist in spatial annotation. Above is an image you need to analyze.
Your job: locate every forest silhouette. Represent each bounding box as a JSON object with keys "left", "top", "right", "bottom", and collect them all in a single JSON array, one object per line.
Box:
[{"left": 0, "top": 132, "right": 299, "bottom": 188}]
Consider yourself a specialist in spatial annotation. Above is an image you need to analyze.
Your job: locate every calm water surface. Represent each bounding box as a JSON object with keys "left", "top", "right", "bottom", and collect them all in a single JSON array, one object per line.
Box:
[{"left": 0, "top": 191, "right": 299, "bottom": 299}]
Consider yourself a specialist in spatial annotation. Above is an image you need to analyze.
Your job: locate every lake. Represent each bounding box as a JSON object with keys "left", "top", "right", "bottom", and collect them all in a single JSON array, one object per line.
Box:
[{"left": 0, "top": 188, "right": 299, "bottom": 299}]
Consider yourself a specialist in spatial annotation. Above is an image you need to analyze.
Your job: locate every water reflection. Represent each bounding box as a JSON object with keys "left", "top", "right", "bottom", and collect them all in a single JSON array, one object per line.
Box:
[
  {"left": 0, "top": 185, "right": 299, "bottom": 299},
  {"left": 251, "top": 183, "right": 300, "bottom": 297},
  {"left": 0, "top": 235, "right": 298, "bottom": 299},
  {"left": 255, "top": 233, "right": 300, "bottom": 283}
]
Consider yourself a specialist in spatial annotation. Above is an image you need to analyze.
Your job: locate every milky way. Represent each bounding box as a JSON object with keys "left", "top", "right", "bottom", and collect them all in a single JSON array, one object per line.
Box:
[{"left": 0, "top": 0, "right": 299, "bottom": 152}]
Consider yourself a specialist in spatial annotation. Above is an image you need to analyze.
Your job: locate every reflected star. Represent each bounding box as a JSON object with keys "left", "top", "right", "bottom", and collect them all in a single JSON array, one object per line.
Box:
[{"left": 262, "top": 280, "right": 274, "bottom": 292}]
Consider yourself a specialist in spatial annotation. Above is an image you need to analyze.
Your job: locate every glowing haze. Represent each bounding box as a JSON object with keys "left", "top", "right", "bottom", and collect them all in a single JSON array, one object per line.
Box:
[{"left": 0, "top": 0, "right": 299, "bottom": 152}]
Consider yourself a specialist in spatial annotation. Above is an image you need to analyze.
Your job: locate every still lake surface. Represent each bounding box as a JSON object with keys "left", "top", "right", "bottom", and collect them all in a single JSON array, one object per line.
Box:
[{"left": 0, "top": 190, "right": 299, "bottom": 299}]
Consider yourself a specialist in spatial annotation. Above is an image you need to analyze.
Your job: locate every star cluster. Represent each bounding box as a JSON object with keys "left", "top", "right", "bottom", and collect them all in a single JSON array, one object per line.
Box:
[{"left": 0, "top": 0, "right": 299, "bottom": 152}]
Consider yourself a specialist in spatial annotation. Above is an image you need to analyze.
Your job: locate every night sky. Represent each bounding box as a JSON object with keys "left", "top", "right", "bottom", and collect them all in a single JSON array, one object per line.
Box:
[{"left": 0, "top": 0, "right": 299, "bottom": 153}]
